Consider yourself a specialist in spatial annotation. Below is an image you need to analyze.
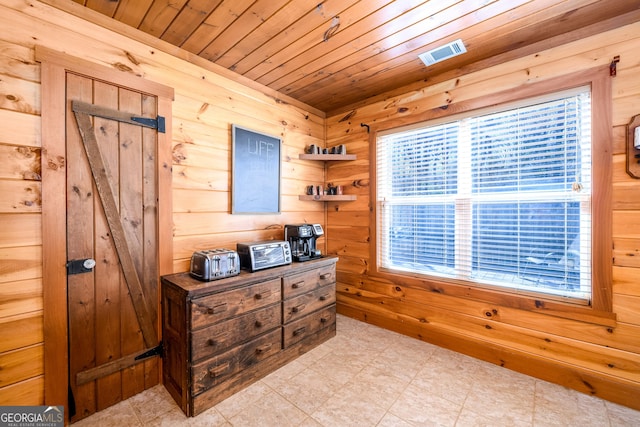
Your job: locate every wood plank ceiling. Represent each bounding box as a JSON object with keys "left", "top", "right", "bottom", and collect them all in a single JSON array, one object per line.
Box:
[{"left": 69, "top": 0, "right": 640, "bottom": 114}]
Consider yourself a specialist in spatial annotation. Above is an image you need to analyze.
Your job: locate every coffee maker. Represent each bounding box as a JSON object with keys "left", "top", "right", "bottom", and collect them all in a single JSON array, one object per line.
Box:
[{"left": 284, "top": 224, "right": 323, "bottom": 262}]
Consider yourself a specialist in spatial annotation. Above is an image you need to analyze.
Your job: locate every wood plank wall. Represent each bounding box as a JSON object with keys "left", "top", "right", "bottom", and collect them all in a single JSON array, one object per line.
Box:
[
  {"left": 326, "top": 21, "right": 640, "bottom": 410},
  {"left": 0, "top": 0, "right": 325, "bottom": 405},
  {"left": 1, "top": 0, "right": 639, "bottom": 413}
]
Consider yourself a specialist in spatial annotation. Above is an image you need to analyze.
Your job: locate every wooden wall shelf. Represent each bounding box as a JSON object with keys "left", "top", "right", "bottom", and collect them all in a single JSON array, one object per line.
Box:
[
  {"left": 299, "top": 195, "right": 357, "bottom": 201},
  {"left": 299, "top": 154, "right": 356, "bottom": 161},
  {"left": 298, "top": 152, "right": 357, "bottom": 201}
]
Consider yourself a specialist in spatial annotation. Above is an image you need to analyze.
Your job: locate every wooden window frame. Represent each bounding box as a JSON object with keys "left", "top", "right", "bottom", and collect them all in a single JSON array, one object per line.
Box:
[{"left": 369, "top": 67, "right": 614, "bottom": 326}]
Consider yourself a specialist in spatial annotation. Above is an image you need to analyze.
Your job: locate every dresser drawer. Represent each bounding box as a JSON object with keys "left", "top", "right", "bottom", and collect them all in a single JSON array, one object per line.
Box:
[
  {"left": 283, "top": 304, "right": 335, "bottom": 348},
  {"left": 283, "top": 282, "right": 335, "bottom": 324},
  {"left": 190, "top": 278, "right": 281, "bottom": 329},
  {"left": 162, "top": 257, "right": 338, "bottom": 417},
  {"left": 191, "top": 303, "right": 281, "bottom": 362},
  {"left": 282, "top": 265, "right": 335, "bottom": 299},
  {"left": 191, "top": 328, "right": 282, "bottom": 396}
]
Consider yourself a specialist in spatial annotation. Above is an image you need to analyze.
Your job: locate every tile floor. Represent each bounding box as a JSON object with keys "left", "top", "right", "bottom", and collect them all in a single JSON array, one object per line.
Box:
[{"left": 73, "top": 314, "right": 640, "bottom": 426}]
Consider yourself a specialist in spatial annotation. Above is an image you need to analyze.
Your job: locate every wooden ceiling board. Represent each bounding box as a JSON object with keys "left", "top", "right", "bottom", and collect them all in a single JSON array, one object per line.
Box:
[
  {"left": 230, "top": 0, "right": 346, "bottom": 76},
  {"left": 180, "top": 0, "right": 256, "bottom": 54},
  {"left": 257, "top": 0, "right": 433, "bottom": 89},
  {"left": 198, "top": 1, "right": 290, "bottom": 63},
  {"left": 112, "top": 0, "right": 154, "bottom": 28},
  {"left": 215, "top": 0, "right": 321, "bottom": 70},
  {"left": 56, "top": 0, "right": 640, "bottom": 113},
  {"left": 284, "top": 0, "right": 536, "bottom": 106},
  {"left": 280, "top": 0, "right": 505, "bottom": 99},
  {"left": 83, "top": 0, "right": 118, "bottom": 17},
  {"left": 289, "top": 0, "right": 632, "bottom": 111},
  {"left": 138, "top": 0, "right": 189, "bottom": 38},
  {"left": 241, "top": 0, "right": 400, "bottom": 82},
  {"left": 160, "top": 0, "right": 223, "bottom": 46}
]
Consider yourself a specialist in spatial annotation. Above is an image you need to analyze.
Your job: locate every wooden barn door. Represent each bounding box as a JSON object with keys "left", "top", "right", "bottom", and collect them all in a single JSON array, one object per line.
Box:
[
  {"left": 65, "top": 73, "right": 162, "bottom": 422},
  {"left": 37, "top": 47, "right": 173, "bottom": 423}
]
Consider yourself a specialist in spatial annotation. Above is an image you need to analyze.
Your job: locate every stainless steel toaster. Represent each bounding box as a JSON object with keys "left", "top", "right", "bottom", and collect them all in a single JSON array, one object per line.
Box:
[{"left": 189, "top": 249, "right": 240, "bottom": 281}]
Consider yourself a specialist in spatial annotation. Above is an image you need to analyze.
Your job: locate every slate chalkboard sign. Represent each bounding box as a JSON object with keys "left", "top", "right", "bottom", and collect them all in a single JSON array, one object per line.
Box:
[{"left": 231, "top": 125, "right": 281, "bottom": 214}]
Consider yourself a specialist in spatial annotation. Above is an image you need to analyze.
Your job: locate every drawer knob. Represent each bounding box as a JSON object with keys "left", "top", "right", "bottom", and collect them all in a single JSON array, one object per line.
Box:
[
  {"left": 319, "top": 273, "right": 331, "bottom": 280},
  {"left": 320, "top": 316, "right": 330, "bottom": 323},
  {"left": 292, "top": 304, "right": 306, "bottom": 313},
  {"left": 254, "top": 290, "right": 271, "bottom": 300},
  {"left": 255, "top": 320, "right": 263, "bottom": 328},
  {"left": 256, "top": 343, "right": 272, "bottom": 354},
  {"left": 319, "top": 294, "right": 330, "bottom": 301},
  {"left": 292, "top": 281, "right": 304, "bottom": 289},
  {"left": 293, "top": 326, "right": 306, "bottom": 336},
  {"left": 207, "top": 333, "right": 229, "bottom": 347},
  {"left": 208, "top": 362, "right": 230, "bottom": 378},
  {"left": 198, "top": 302, "right": 227, "bottom": 315}
]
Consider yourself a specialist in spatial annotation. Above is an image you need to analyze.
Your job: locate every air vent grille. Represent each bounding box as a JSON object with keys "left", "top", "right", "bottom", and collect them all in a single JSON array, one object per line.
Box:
[{"left": 418, "top": 39, "right": 467, "bottom": 66}]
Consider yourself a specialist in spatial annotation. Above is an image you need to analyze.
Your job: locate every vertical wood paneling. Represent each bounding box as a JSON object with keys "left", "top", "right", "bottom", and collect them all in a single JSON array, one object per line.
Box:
[
  {"left": 65, "top": 72, "right": 97, "bottom": 418},
  {"left": 92, "top": 81, "right": 122, "bottom": 411},
  {"left": 117, "top": 88, "right": 146, "bottom": 401},
  {"left": 141, "top": 93, "right": 160, "bottom": 390},
  {"left": 38, "top": 57, "right": 67, "bottom": 411}
]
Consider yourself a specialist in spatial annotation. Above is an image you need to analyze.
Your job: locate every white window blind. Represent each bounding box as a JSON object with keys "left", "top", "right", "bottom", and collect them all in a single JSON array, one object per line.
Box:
[{"left": 377, "top": 88, "right": 592, "bottom": 301}]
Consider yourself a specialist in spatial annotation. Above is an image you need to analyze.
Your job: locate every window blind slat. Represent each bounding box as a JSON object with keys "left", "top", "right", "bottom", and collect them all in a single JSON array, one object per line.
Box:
[{"left": 378, "top": 89, "right": 591, "bottom": 300}]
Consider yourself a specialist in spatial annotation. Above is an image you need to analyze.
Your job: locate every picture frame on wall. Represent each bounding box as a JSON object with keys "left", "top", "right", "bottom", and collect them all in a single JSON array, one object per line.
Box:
[{"left": 231, "top": 124, "right": 282, "bottom": 214}]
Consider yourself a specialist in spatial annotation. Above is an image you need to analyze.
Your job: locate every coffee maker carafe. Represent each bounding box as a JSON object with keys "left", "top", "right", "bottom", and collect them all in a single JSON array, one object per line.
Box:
[{"left": 284, "top": 224, "right": 323, "bottom": 262}]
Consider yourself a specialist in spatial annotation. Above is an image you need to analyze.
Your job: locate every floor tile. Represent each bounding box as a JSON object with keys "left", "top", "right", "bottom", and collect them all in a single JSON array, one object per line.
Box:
[
  {"left": 347, "top": 364, "right": 409, "bottom": 409},
  {"left": 226, "top": 390, "right": 307, "bottom": 427},
  {"left": 377, "top": 412, "right": 414, "bottom": 427},
  {"left": 71, "top": 400, "right": 141, "bottom": 426},
  {"left": 388, "top": 382, "right": 462, "bottom": 426},
  {"left": 605, "top": 401, "right": 640, "bottom": 427},
  {"left": 309, "top": 382, "right": 389, "bottom": 426},
  {"left": 308, "top": 347, "right": 370, "bottom": 386},
  {"left": 70, "top": 314, "right": 640, "bottom": 427},
  {"left": 213, "top": 380, "right": 272, "bottom": 420},
  {"left": 145, "top": 405, "right": 229, "bottom": 427},
  {"left": 127, "top": 384, "right": 176, "bottom": 423},
  {"left": 533, "top": 380, "right": 610, "bottom": 426},
  {"left": 266, "top": 367, "right": 338, "bottom": 414},
  {"left": 456, "top": 407, "right": 533, "bottom": 427},
  {"left": 463, "top": 380, "right": 535, "bottom": 425}
]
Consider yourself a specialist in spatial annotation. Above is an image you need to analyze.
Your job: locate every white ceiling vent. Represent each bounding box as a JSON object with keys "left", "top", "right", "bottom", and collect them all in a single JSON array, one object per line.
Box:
[{"left": 418, "top": 39, "right": 467, "bottom": 66}]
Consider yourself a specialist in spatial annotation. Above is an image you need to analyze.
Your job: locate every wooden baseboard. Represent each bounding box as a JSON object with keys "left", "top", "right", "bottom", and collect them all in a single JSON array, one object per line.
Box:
[{"left": 337, "top": 303, "right": 640, "bottom": 412}]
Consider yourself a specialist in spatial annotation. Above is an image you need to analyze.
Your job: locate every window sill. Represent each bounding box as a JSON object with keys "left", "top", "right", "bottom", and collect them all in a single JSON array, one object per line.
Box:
[{"left": 375, "top": 268, "right": 617, "bottom": 328}]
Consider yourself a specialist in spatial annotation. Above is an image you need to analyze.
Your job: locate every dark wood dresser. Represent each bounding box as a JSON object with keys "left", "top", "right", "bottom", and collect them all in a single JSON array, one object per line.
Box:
[{"left": 161, "top": 256, "right": 337, "bottom": 416}]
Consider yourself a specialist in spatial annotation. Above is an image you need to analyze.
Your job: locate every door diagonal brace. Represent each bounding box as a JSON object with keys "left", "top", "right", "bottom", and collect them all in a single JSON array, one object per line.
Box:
[{"left": 72, "top": 101, "right": 158, "bottom": 349}]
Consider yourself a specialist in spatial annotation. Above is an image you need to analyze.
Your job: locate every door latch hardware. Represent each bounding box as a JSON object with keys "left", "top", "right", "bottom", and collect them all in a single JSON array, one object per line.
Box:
[{"left": 67, "top": 258, "right": 96, "bottom": 275}]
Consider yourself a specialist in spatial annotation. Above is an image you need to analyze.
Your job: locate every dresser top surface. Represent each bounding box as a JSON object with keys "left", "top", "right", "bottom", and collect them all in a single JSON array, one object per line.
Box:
[{"left": 162, "top": 256, "right": 338, "bottom": 298}]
